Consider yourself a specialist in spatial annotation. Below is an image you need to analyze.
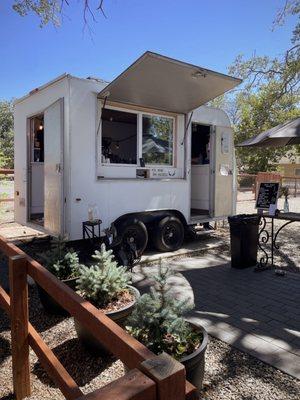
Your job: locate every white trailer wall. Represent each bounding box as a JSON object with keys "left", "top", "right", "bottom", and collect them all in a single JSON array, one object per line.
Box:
[
  {"left": 14, "top": 74, "right": 234, "bottom": 241},
  {"left": 68, "top": 77, "right": 188, "bottom": 240}
]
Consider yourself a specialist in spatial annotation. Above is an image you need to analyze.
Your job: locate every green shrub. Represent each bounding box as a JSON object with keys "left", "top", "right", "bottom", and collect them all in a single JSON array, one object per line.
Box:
[
  {"left": 76, "top": 243, "right": 131, "bottom": 309},
  {"left": 126, "top": 263, "right": 201, "bottom": 360},
  {"left": 40, "top": 236, "right": 81, "bottom": 280}
]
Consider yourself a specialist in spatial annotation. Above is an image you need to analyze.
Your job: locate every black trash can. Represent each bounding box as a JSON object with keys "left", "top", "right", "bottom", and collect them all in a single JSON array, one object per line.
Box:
[{"left": 228, "top": 214, "right": 261, "bottom": 269}]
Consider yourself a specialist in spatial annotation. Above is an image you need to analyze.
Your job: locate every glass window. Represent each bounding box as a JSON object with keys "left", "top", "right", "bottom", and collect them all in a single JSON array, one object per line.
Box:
[
  {"left": 142, "top": 115, "right": 173, "bottom": 165},
  {"left": 101, "top": 109, "right": 137, "bottom": 164}
]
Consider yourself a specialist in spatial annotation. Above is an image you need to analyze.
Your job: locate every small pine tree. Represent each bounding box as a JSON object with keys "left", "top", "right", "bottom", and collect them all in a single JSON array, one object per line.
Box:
[
  {"left": 126, "top": 261, "right": 201, "bottom": 359},
  {"left": 39, "top": 236, "right": 81, "bottom": 280},
  {"left": 76, "top": 243, "right": 131, "bottom": 309}
]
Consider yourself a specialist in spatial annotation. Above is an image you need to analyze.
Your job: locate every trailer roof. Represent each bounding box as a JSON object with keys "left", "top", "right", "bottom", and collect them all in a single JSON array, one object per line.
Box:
[{"left": 98, "top": 52, "right": 241, "bottom": 114}]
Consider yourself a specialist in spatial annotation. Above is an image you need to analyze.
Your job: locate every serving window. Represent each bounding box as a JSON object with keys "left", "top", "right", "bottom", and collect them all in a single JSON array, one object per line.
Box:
[{"left": 101, "top": 105, "right": 175, "bottom": 169}]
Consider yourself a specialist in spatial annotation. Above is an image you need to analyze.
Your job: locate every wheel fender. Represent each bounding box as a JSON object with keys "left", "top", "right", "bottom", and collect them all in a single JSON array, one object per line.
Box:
[{"left": 113, "top": 216, "right": 144, "bottom": 237}]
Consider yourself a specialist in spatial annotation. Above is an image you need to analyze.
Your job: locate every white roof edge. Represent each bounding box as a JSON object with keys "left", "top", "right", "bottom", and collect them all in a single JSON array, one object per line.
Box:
[
  {"left": 201, "top": 105, "right": 231, "bottom": 125},
  {"left": 192, "top": 105, "right": 231, "bottom": 127},
  {"left": 14, "top": 73, "right": 69, "bottom": 105},
  {"left": 14, "top": 73, "right": 110, "bottom": 106}
]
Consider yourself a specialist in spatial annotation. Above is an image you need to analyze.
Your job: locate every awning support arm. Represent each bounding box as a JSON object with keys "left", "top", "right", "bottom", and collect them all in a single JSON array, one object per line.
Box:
[
  {"left": 181, "top": 111, "right": 193, "bottom": 145},
  {"left": 96, "top": 94, "right": 109, "bottom": 137}
]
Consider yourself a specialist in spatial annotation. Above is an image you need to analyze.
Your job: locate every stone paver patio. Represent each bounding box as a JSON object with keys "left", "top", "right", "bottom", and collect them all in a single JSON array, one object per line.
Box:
[{"left": 135, "top": 252, "right": 300, "bottom": 379}]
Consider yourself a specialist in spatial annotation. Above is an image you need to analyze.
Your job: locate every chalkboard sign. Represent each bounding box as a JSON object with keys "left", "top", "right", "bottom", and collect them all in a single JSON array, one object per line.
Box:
[{"left": 256, "top": 182, "right": 280, "bottom": 209}]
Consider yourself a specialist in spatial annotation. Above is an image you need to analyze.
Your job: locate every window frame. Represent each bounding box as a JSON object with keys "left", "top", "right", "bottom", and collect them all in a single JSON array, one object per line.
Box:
[{"left": 100, "top": 104, "right": 176, "bottom": 168}]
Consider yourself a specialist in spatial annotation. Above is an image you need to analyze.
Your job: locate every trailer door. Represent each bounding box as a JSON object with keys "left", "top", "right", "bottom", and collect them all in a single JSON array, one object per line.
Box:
[
  {"left": 212, "top": 126, "right": 234, "bottom": 217},
  {"left": 44, "top": 99, "right": 64, "bottom": 235}
]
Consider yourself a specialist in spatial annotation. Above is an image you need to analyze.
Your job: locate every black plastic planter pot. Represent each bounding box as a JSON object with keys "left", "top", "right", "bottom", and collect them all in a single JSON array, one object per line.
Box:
[
  {"left": 180, "top": 322, "right": 208, "bottom": 393},
  {"left": 37, "top": 277, "right": 78, "bottom": 316},
  {"left": 123, "top": 321, "right": 208, "bottom": 394},
  {"left": 74, "top": 285, "right": 140, "bottom": 355}
]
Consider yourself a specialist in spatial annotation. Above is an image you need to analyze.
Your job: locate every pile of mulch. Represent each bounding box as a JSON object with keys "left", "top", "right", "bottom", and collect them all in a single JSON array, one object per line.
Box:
[{"left": 0, "top": 284, "right": 299, "bottom": 400}]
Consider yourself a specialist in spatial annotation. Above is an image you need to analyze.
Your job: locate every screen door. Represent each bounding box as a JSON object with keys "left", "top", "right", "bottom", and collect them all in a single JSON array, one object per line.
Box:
[
  {"left": 44, "top": 99, "right": 64, "bottom": 235},
  {"left": 212, "top": 126, "right": 234, "bottom": 217}
]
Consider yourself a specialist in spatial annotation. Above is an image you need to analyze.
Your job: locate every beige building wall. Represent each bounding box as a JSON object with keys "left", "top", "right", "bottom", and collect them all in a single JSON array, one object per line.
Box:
[
  {"left": 277, "top": 154, "right": 300, "bottom": 176},
  {"left": 278, "top": 163, "right": 300, "bottom": 176}
]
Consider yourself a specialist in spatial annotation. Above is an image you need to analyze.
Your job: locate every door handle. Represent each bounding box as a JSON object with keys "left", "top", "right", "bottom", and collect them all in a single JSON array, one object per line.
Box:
[{"left": 56, "top": 163, "right": 61, "bottom": 174}]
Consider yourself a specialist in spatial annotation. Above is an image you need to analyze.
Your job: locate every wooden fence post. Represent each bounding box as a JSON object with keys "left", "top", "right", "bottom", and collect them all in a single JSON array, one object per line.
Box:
[
  {"left": 9, "top": 255, "right": 31, "bottom": 399},
  {"left": 140, "top": 353, "right": 186, "bottom": 400}
]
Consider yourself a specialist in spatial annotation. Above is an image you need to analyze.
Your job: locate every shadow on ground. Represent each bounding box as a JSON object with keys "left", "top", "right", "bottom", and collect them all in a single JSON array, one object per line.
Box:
[{"left": 32, "top": 338, "right": 115, "bottom": 387}]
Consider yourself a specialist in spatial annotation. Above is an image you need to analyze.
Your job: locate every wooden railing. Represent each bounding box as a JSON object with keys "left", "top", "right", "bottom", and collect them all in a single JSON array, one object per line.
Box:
[{"left": 0, "top": 235, "right": 197, "bottom": 400}]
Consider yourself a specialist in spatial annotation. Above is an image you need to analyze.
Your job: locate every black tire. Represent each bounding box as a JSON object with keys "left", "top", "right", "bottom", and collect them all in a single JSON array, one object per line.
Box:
[
  {"left": 152, "top": 216, "right": 184, "bottom": 252},
  {"left": 120, "top": 220, "right": 148, "bottom": 256}
]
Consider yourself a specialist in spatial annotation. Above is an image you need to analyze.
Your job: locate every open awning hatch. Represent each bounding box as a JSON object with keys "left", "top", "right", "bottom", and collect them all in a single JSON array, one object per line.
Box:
[{"left": 98, "top": 52, "right": 241, "bottom": 114}]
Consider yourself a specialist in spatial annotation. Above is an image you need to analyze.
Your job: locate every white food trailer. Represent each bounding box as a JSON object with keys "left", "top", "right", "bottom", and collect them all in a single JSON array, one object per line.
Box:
[{"left": 14, "top": 52, "right": 241, "bottom": 253}]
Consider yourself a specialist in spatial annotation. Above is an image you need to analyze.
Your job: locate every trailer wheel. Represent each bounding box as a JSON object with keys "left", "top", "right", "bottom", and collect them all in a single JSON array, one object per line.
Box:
[
  {"left": 121, "top": 221, "right": 148, "bottom": 256},
  {"left": 152, "top": 216, "right": 184, "bottom": 252}
]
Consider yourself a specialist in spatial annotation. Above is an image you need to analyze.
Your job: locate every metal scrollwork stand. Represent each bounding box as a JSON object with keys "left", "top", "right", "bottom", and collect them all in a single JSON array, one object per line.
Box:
[
  {"left": 257, "top": 216, "right": 271, "bottom": 269},
  {"left": 256, "top": 214, "right": 297, "bottom": 271}
]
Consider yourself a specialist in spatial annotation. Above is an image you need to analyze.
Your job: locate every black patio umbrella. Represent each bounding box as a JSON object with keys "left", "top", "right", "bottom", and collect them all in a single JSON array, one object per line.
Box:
[{"left": 237, "top": 117, "right": 300, "bottom": 147}]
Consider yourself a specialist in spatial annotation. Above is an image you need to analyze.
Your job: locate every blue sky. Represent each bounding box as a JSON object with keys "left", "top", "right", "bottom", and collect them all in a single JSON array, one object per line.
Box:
[{"left": 0, "top": 0, "right": 297, "bottom": 100}]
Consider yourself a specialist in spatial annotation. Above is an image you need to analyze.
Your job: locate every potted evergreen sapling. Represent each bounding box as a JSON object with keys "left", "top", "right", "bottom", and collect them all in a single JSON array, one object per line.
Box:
[
  {"left": 38, "top": 236, "right": 82, "bottom": 315},
  {"left": 74, "top": 243, "right": 140, "bottom": 353},
  {"left": 126, "top": 264, "right": 208, "bottom": 392}
]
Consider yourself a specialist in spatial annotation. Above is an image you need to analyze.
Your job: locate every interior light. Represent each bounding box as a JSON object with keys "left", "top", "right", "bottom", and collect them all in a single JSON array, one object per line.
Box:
[
  {"left": 109, "top": 117, "right": 113, "bottom": 122},
  {"left": 39, "top": 123, "right": 43, "bottom": 130}
]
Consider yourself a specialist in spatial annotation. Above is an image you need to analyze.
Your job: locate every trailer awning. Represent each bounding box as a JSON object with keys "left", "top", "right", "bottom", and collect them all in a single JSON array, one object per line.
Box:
[{"left": 98, "top": 52, "right": 241, "bottom": 114}]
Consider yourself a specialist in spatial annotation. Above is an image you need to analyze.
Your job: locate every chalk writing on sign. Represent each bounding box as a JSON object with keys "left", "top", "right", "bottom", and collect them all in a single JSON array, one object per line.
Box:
[{"left": 256, "top": 182, "right": 280, "bottom": 209}]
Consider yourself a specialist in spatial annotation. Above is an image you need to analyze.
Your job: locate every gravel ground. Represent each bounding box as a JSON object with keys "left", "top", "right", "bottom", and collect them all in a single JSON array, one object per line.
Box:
[
  {"left": 0, "top": 180, "right": 14, "bottom": 224},
  {"left": 0, "top": 285, "right": 125, "bottom": 399},
  {"left": 203, "top": 337, "right": 299, "bottom": 400},
  {"left": 1, "top": 254, "right": 300, "bottom": 400}
]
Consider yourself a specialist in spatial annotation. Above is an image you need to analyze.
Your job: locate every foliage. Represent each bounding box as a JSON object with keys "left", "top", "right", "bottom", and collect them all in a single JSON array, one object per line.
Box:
[
  {"left": 0, "top": 100, "right": 14, "bottom": 169},
  {"left": 39, "top": 236, "right": 81, "bottom": 280},
  {"left": 13, "top": 0, "right": 61, "bottom": 27},
  {"left": 234, "top": 87, "right": 300, "bottom": 173},
  {"left": 76, "top": 243, "right": 131, "bottom": 309},
  {"left": 126, "top": 263, "right": 201, "bottom": 360},
  {"left": 11, "top": 0, "right": 106, "bottom": 27},
  {"left": 211, "top": 1, "right": 300, "bottom": 173}
]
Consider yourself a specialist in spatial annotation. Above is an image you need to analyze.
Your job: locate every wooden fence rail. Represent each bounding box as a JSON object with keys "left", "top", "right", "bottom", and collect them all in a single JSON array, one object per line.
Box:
[
  {"left": 0, "top": 235, "right": 197, "bottom": 400},
  {"left": 237, "top": 173, "right": 300, "bottom": 198}
]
